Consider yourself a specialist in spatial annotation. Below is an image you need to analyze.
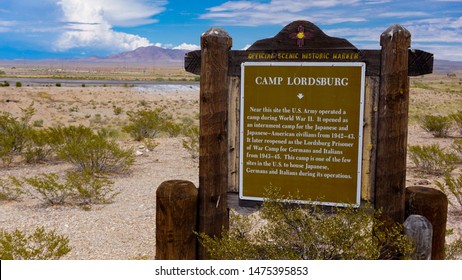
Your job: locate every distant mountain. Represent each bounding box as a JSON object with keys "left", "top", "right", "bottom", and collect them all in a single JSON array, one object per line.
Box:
[
  {"left": 104, "top": 46, "right": 187, "bottom": 64},
  {"left": 66, "top": 45, "right": 188, "bottom": 67},
  {"left": 433, "top": 60, "right": 462, "bottom": 74},
  {"left": 2, "top": 45, "right": 462, "bottom": 73}
]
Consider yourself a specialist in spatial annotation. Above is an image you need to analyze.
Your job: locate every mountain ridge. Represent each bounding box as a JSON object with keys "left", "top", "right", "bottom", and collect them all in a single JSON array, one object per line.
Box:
[{"left": 1, "top": 45, "right": 462, "bottom": 73}]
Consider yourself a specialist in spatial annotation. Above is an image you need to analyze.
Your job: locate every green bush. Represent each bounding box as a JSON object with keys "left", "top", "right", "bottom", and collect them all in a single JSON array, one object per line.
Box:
[
  {"left": 15, "top": 81, "right": 22, "bottom": 87},
  {"left": 13, "top": 173, "right": 72, "bottom": 205},
  {"left": 0, "top": 177, "right": 24, "bottom": 201},
  {"left": 113, "top": 106, "right": 123, "bottom": 115},
  {"left": 32, "top": 119, "right": 44, "bottom": 127},
  {"left": 0, "top": 81, "right": 9, "bottom": 87},
  {"left": 0, "top": 104, "right": 35, "bottom": 163},
  {"left": 198, "top": 193, "right": 413, "bottom": 260},
  {"left": 66, "top": 170, "right": 118, "bottom": 206},
  {"left": 182, "top": 125, "right": 199, "bottom": 159},
  {"left": 419, "top": 115, "right": 452, "bottom": 137},
  {"left": 436, "top": 173, "right": 462, "bottom": 209},
  {"left": 123, "top": 108, "right": 167, "bottom": 141},
  {"left": 23, "top": 129, "right": 55, "bottom": 163},
  {"left": 163, "top": 120, "right": 183, "bottom": 137},
  {"left": 452, "top": 139, "right": 462, "bottom": 159},
  {"left": 408, "top": 144, "right": 459, "bottom": 175},
  {"left": 451, "top": 110, "right": 462, "bottom": 136},
  {"left": 0, "top": 227, "right": 71, "bottom": 260},
  {"left": 53, "top": 126, "right": 134, "bottom": 174},
  {"left": 12, "top": 171, "right": 117, "bottom": 207}
]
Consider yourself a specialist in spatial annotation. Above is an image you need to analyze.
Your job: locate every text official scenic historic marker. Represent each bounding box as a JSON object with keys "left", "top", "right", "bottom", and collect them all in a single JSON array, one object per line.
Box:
[{"left": 240, "top": 62, "right": 366, "bottom": 206}]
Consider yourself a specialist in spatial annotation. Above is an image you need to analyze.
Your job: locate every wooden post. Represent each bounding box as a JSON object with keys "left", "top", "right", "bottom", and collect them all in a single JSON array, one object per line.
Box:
[
  {"left": 404, "top": 214, "right": 433, "bottom": 260},
  {"left": 156, "top": 180, "right": 198, "bottom": 260},
  {"left": 405, "top": 186, "right": 448, "bottom": 260},
  {"left": 198, "top": 27, "right": 232, "bottom": 259},
  {"left": 375, "top": 25, "right": 411, "bottom": 224}
]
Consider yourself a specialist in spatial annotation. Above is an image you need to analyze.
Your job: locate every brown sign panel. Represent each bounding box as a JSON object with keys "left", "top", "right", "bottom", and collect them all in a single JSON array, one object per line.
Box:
[{"left": 239, "top": 62, "right": 366, "bottom": 206}]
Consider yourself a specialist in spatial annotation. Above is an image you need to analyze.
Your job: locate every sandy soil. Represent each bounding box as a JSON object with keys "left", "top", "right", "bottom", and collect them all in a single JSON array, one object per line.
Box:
[{"left": 1, "top": 73, "right": 462, "bottom": 259}]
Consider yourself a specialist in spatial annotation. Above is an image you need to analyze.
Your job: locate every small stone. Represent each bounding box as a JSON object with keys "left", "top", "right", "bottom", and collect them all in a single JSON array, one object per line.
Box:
[{"left": 416, "top": 179, "right": 431, "bottom": 185}]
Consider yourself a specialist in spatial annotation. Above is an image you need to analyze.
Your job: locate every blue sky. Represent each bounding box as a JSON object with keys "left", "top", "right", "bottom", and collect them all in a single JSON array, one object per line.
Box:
[{"left": 1, "top": 0, "right": 462, "bottom": 60}]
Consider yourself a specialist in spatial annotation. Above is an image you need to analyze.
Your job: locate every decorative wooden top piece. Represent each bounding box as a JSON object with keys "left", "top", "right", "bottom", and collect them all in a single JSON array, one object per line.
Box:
[
  {"left": 248, "top": 20, "right": 356, "bottom": 50},
  {"left": 184, "top": 20, "right": 433, "bottom": 77}
]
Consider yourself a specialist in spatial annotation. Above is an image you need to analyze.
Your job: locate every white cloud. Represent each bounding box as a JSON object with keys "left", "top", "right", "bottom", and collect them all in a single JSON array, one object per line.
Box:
[
  {"left": 378, "top": 12, "right": 429, "bottom": 18},
  {"left": 242, "top": 44, "right": 252, "bottom": 50},
  {"left": 173, "top": 43, "right": 200, "bottom": 51},
  {"left": 201, "top": 0, "right": 363, "bottom": 26},
  {"left": 55, "top": 0, "right": 167, "bottom": 52},
  {"left": 0, "top": 20, "right": 16, "bottom": 32}
]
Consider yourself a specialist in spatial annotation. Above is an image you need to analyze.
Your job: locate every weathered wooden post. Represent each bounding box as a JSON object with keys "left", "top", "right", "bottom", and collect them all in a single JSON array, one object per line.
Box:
[
  {"left": 156, "top": 180, "right": 198, "bottom": 260},
  {"left": 405, "top": 186, "right": 448, "bottom": 260},
  {"left": 197, "top": 27, "right": 232, "bottom": 259},
  {"left": 404, "top": 214, "right": 433, "bottom": 260},
  {"left": 375, "top": 25, "right": 411, "bottom": 224}
]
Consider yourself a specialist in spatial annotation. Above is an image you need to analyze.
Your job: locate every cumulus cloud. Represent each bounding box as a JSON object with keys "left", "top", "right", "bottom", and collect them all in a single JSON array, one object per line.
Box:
[
  {"left": 173, "top": 43, "right": 200, "bottom": 51},
  {"left": 55, "top": 0, "right": 167, "bottom": 52}
]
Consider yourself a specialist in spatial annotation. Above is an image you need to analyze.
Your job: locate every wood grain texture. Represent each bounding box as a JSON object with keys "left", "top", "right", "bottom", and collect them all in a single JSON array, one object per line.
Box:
[
  {"left": 156, "top": 180, "right": 198, "bottom": 260},
  {"left": 375, "top": 24, "right": 411, "bottom": 224},
  {"left": 405, "top": 186, "right": 448, "bottom": 260},
  {"left": 198, "top": 27, "right": 232, "bottom": 259}
]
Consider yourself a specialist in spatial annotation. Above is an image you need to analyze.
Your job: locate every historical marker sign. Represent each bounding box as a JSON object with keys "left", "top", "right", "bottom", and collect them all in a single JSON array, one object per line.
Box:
[{"left": 239, "top": 62, "right": 366, "bottom": 206}]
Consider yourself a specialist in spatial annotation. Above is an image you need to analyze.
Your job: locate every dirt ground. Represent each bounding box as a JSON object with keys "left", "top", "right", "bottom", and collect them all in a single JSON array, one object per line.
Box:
[{"left": 1, "top": 72, "right": 462, "bottom": 259}]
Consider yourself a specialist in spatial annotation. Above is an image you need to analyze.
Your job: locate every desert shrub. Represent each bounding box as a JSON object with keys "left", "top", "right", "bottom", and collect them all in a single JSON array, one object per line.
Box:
[
  {"left": 0, "top": 81, "right": 9, "bottom": 87},
  {"left": 198, "top": 194, "right": 413, "bottom": 260},
  {"left": 0, "top": 226, "right": 71, "bottom": 260},
  {"left": 445, "top": 232, "right": 462, "bottom": 260},
  {"left": 182, "top": 125, "right": 199, "bottom": 159},
  {"left": 123, "top": 108, "right": 167, "bottom": 141},
  {"left": 143, "top": 138, "right": 159, "bottom": 151},
  {"left": 113, "top": 106, "right": 123, "bottom": 115},
  {"left": 451, "top": 110, "right": 462, "bottom": 136},
  {"left": 419, "top": 115, "right": 452, "bottom": 137},
  {"left": 0, "top": 177, "right": 24, "bottom": 201},
  {"left": 163, "top": 120, "right": 183, "bottom": 137},
  {"left": 23, "top": 129, "right": 56, "bottom": 163},
  {"left": 57, "top": 129, "right": 134, "bottom": 174},
  {"left": 0, "top": 104, "right": 35, "bottom": 163},
  {"left": 12, "top": 171, "right": 117, "bottom": 207},
  {"left": 436, "top": 173, "right": 462, "bottom": 209},
  {"left": 15, "top": 81, "right": 22, "bottom": 87},
  {"left": 12, "top": 173, "right": 72, "bottom": 205},
  {"left": 32, "top": 119, "right": 44, "bottom": 127},
  {"left": 44, "top": 125, "right": 134, "bottom": 174},
  {"left": 66, "top": 170, "right": 118, "bottom": 206},
  {"left": 55, "top": 82, "right": 61, "bottom": 87},
  {"left": 452, "top": 139, "right": 462, "bottom": 159},
  {"left": 408, "top": 144, "right": 459, "bottom": 175}
]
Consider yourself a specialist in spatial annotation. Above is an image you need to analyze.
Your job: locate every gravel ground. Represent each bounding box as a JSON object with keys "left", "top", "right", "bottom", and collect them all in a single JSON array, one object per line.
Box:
[{"left": 0, "top": 138, "right": 198, "bottom": 260}]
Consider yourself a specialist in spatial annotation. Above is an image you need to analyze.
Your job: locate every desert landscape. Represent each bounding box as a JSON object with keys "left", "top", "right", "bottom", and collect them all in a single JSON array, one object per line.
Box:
[{"left": 1, "top": 62, "right": 462, "bottom": 259}]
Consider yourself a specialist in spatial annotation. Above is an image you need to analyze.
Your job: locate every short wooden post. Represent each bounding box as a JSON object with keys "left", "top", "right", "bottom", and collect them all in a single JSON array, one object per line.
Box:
[
  {"left": 375, "top": 25, "right": 411, "bottom": 224},
  {"left": 405, "top": 186, "right": 448, "bottom": 260},
  {"left": 156, "top": 180, "right": 198, "bottom": 260},
  {"left": 404, "top": 214, "right": 433, "bottom": 260},
  {"left": 198, "top": 27, "right": 232, "bottom": 259}
]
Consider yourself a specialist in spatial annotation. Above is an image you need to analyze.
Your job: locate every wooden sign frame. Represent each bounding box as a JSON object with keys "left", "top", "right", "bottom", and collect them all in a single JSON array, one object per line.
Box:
[{"left": 184, "top": 20, "right": 434, "bottom": 258}]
